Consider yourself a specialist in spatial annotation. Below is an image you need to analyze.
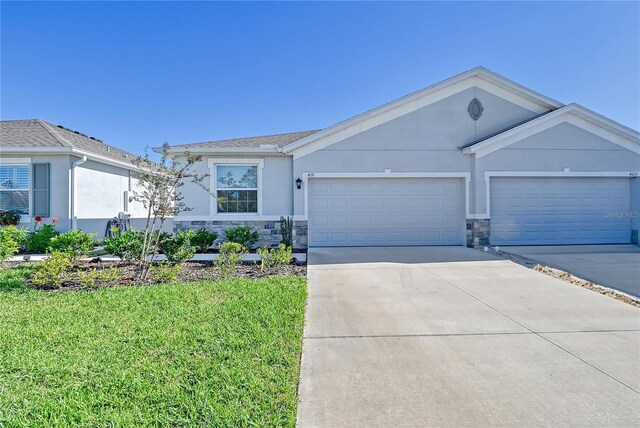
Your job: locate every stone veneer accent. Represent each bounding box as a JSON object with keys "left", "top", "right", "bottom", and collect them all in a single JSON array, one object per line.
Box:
[
  {"left": 174, "top": 219, "right": 309, "bottom": 250},
  {"left": 466, "top": 219, "right": 490, "bottom": 248}
]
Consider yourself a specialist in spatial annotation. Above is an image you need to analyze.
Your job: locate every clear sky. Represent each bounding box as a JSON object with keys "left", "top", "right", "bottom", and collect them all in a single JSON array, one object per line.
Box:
[{"left": 1, "top": 1, "right": 639, "bottom": 156}]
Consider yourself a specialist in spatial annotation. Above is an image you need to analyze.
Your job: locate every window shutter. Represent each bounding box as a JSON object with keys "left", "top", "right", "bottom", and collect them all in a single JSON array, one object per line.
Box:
[{"left": 32, "top": 163, "right": 50, "bottom": 217}]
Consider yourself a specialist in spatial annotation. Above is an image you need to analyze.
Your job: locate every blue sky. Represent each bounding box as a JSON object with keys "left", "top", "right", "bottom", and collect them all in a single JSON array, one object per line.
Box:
[{"left": 1, "top": 1, "right": 639, "bottom": 155}]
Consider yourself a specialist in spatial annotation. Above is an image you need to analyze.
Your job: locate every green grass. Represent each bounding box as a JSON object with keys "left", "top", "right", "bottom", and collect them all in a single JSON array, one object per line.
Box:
[
  {"left": 0, "top": 264, "right": 37, "bottom": 291},
  {"left": 0, "top": 273, "right": 307, "bottom": 427}
]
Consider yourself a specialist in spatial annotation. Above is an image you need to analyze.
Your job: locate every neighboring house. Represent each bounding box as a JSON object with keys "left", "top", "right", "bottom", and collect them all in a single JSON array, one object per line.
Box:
[
  {"left": 0, "top": 119, "right": 158, "bottom": 236},
  {"left": 163, "top": 67, "right": 640, "bottom": 249}
]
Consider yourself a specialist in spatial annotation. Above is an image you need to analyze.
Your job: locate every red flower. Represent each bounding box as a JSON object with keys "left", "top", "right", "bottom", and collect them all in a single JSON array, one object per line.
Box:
[
  {"left": 34, "top": 215, "right": 42, "bottom": 222},
  {"left": 52, "top": 217, "right": 59, "bottom": 223}
]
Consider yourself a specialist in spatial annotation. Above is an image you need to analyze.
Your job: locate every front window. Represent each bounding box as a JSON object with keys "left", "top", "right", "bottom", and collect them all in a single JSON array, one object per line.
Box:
[
  {"left": 0, "top": 165, "right": 29, "bottom": 215},
  {"left": 216, "top": 165, "right": 258, "bottom": 213}
]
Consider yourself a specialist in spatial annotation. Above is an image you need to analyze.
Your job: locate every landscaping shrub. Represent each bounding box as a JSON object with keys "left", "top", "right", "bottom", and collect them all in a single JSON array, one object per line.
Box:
[
  {"left": 159, "top": 229, "right": 197, "bottom": 264},
  {"left": 191, "top": 228, "right": 218, "bottom": 252},
  {"left": 31, "top": 252, "right": 73, "bottom": 288},
  {"left": 149, "top": 262, "right": 182, "bottom": 283},
  {"left": 215, "top": 242, "right": 247, "bottom": 278},
  {"left": 75, "top": 266, "right": 120, "bottom": 288},
  {"left": 25, "top": 224, "right": 59, "bottom": 253},
  {"left": 48, "top": 230, "right": 96, "bottom": 261},
  {"left": 280, "top": 216, "right": 293, "bottom": 247},
  {"left": 0, "top": 210, "right": 21, "bottom": 226},
  {"left": 257, "top": 244, "right": 293, "bottom": 274},
  {"left": 75, "top": 268, "right": 98, "bottom": 288},
  {"left": 224, "top": 225, "right": 259, "bottom": 249},
  {"left": 103, "top": 229, "right": 146, "bottom": 262},
  {"left": 0, "top": 226, "right": 28, "bottom": 265}
]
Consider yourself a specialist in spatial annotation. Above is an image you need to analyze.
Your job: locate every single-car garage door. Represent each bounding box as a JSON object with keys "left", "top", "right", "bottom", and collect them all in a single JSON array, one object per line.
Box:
[
  {"left": 308, "top": 177, "right": 465, "bottom": 247},
  {"left": 491, "top": 177, "right": 631, "bottom": 245}
]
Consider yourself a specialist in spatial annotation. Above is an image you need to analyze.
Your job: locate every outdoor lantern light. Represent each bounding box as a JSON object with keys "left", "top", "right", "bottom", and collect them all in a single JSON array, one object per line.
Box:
[{"left": 295, "top": 178, "right": 303, "bottom": 189}]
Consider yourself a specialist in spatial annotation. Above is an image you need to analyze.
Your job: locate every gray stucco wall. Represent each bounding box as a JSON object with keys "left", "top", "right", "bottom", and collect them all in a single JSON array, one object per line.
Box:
[
  {"left": 178, "top": 155, "right": 294, "bottom": 218},
  {"left": 475, "top": 122, "right": 640, "bottom": 215},
  {"left": 293, "top": 86, "right": 538, "bottom": 215}
]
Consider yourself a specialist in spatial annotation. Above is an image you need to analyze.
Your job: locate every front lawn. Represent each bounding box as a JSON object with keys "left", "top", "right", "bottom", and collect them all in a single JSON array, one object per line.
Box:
[{"left": 0, "top": 275, "right": 307, "bottom": 427}]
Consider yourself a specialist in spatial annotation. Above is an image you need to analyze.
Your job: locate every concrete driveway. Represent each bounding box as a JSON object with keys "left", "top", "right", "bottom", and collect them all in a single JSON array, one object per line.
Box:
[
  {"left": 501, "top": 245, "right": 640, "bottom": 298},
  {"left": 297, "top": 246, "right": 640, "bottom": 427}
]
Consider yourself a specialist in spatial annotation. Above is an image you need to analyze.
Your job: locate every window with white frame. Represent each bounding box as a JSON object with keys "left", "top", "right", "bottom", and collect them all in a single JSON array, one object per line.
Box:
[
  {"left": 216, "top": 165, "right": 258, "bottom": 213},
  {"left": 0, "top": 165, "right": 30, "bottom": 215}
]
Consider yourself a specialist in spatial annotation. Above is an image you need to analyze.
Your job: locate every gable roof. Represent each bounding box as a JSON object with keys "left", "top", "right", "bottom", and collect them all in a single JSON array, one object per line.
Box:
[
  {"left": 281, "top": 66, "right": 564, "bottom": 158},
  {"left": 461, "top": 103, "right": 640, "bottom": 157},
  {"left": 166, "top": 130, "right": 319, "bottom": 153},
  {"left": 1, "top": 119, "right": 141, "bottom": 168},
  {"left": 458, "top": 110, "right": 554, "bottom": 149}
]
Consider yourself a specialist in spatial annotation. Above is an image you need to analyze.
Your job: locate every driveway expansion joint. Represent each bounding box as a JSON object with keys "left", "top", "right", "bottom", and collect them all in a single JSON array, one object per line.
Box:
[
  {"left": 303, "top": 328, "right": 640, "bottom": 340},
  {"left": 421, "top": 264, "right": 640, "bottom": 395}
]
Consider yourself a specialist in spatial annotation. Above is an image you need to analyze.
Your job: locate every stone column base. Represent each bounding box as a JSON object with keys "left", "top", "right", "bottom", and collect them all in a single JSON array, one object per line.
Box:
[{"left": 466, "top": 219, "right": 490, "bottom": 248}]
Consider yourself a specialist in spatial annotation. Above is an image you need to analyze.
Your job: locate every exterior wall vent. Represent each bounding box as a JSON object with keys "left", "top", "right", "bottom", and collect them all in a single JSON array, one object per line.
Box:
[{"left": 468, "top": 98, "right": 484, "bottom": 120}]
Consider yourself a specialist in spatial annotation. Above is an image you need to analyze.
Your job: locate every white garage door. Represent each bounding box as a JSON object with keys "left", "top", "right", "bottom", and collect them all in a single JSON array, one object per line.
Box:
[
  {"left": 491, "top": 177, "right": 631, "bottom": 245},
  {"left": 308, "top": 178, "right": 465, "bottom": 247}
]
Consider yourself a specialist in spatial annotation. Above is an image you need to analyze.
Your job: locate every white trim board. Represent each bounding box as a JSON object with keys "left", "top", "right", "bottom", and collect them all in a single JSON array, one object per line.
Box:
[
  {"left": 0, "top": 157, "right": 32, "bottom": 164},
  {"left": 479, "top": 170, "right": 639, "bottom": 218},
  {"left": 284, "top": 67, "right": 562, "bottom": 159},
  {"left": 463, "top": 103, "right": 640, "bottom": 158}
]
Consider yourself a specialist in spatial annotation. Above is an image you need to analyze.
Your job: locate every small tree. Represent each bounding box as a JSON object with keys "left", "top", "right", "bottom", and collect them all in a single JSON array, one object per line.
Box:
[{"left": 131, "top": 144, "right": 209, "bottom": 280}]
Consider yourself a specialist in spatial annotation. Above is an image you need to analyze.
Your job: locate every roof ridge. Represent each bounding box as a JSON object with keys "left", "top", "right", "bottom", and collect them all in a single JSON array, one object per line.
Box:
[{"left": 35, "top": 119, "right": 70, "bottom": 148}]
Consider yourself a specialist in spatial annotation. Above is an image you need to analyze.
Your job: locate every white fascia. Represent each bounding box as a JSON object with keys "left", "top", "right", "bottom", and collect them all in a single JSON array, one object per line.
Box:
[
  {"left": 463, "top": 104, "right": 640, "bottom": 158},
  {"left": 0, "top": 147, "right": 142, "bottom": 171}
]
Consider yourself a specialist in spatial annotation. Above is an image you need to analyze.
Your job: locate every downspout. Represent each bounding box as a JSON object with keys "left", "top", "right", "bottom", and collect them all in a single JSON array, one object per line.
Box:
[{"left": 70, "top": 155, "right": 87, "bottom": 230}]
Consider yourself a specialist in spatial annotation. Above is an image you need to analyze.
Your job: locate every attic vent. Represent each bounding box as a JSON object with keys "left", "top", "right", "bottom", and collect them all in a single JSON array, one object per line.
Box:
[{"left": 468, "top": 98, "right": 483, "bottom": 121}]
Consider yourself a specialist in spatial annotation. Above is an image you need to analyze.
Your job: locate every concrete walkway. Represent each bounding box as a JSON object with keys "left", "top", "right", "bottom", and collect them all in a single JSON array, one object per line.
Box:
[
  {"left": 501, "top": 245, "right": 640, "bottom": 298},
  {"left": 297, "top": 246, "right": 640, "bottom": 427}
]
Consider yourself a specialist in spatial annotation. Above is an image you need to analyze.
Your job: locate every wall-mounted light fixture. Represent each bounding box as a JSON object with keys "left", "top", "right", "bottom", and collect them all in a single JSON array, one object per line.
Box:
[{"left": 295, "top": 178, "right": 303, "bottom": 189}]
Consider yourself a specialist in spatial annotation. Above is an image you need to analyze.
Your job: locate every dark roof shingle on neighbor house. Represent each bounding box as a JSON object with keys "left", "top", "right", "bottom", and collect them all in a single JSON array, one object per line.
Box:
[
  {"left": 170, "top": 130, "right": 320, "bottom": 150},
  {"left": 0, "top": 119, "right": 140, "bottom": 166}
]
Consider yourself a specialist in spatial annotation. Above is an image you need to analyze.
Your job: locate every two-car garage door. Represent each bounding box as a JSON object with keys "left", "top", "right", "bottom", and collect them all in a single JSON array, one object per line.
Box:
[
  {"left": 308, "top": 178, "right": 465, "bottom": 247},
  {"left": 490, "top": 177, "right": 632, "bottom": 245},
  {"left": 308, "top": 176, "right": 633, "bottom": 247}
]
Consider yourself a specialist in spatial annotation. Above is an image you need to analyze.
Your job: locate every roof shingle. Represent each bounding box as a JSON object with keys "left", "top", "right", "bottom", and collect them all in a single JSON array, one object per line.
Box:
[
  {"left": 171, "top": 130, "right": 320, "bottom": 150},
  {"left": 0, "top": 119, "right": 140, "bottom": 165}
]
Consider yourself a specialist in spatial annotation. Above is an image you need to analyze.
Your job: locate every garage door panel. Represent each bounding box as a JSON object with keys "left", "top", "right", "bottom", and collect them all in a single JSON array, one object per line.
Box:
[
  {"left": 309, "top": 177, "right": 464, "bottom": 247},
  {"left": 491, "top": 177, "right": 631, "bottom": 245}
]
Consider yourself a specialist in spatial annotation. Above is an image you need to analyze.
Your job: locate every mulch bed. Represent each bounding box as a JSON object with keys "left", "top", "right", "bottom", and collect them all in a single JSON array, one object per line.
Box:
[{"left": 7, "top": 260, "right": 307, "bottom": 292}]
